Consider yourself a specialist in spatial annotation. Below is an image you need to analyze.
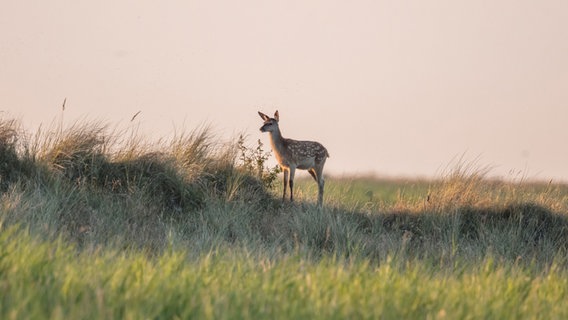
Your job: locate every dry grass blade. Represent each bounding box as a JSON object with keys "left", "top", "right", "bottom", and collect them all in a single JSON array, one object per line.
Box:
[
  {"left": 39, "top": 121, "right": 109, "bottom": 181},
  {"left": 428, "top": 155, "right": 495, "bottom": 209},
  {"left": 171, "top": 125, "right": 215, "bottom": 180}
]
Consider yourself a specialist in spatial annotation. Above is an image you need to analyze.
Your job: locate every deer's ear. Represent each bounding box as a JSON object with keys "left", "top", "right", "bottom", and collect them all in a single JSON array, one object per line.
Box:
[
  {"left": 274, "top": 110, "right": 279, "bottom": 121},
  {"left": 258, "top": 111, "right": 270, "bottom": 121}
]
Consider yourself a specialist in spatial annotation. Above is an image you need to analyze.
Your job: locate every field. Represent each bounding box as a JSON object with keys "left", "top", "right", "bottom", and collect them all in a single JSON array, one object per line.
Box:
[{"left": 1, "top": 119, "right": 568, "bottom": 319}]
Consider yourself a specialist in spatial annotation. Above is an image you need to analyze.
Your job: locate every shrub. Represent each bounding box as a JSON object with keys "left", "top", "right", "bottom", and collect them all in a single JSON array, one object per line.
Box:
[{"left": 237, "top": 135, "right": 281, "bottom": 190}]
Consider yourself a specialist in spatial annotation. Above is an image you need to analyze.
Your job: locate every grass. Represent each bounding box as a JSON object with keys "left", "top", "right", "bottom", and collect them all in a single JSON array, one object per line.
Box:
[
  {"left": 1, "top": 228, "right": 567, "bottom": 319},
  {"left": 1, "top": 117, "right": 568, "bottom": 319}
]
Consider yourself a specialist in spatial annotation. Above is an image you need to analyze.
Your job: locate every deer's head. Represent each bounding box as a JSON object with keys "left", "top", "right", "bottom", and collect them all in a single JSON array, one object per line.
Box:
[{"left": 258, "top": 110, "right": 280, "bottom": 133}]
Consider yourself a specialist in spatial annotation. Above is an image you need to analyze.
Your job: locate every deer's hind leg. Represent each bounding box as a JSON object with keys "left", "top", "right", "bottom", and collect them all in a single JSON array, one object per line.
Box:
[
  {"left": 314, "top": 163, "right": 326, "bottom": 207},
  {"left": 308, "top": 168, "right": 317, "bottom": 181}
]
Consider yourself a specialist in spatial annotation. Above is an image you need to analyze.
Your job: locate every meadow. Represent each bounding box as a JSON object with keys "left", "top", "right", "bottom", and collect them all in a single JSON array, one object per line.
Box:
[{"left": 1, "top": 118, "right": 567, "bottom": 319}]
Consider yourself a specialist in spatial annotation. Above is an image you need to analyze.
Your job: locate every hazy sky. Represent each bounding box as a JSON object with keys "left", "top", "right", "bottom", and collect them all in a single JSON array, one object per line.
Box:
[{"left": 2, "top": 1, "right": 567, "bottom": 181}]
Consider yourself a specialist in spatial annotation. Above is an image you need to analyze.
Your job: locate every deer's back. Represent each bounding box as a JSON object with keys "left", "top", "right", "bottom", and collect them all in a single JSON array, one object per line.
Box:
[{"left": 283, "top": 138, "right": 329, "bottom": 167}]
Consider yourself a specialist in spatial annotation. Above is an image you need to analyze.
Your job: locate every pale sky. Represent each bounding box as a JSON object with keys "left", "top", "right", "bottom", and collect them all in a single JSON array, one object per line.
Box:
[{"left": 2, "top": 1, "right": 567, "bottom": 181}]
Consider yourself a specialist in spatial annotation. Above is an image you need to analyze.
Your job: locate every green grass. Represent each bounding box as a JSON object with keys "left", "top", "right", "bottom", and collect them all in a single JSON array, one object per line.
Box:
[
  {"left": 1, "top": 228, "right": 567, "bottom": 319},
  {"left": 293, "top": 176, "right": 430, "bottom": 209},
  {"left": 1, "top": 117, "right": 568, "bottom": 319}
]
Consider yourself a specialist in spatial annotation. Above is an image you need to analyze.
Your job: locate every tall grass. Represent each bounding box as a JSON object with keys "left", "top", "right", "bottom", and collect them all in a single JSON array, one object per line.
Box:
[
  {"left": 1, "top": 117, "right": 568, "bottom": 318},
  {"left": 0, "top": 118, "right": 275, "bottom": 250}
]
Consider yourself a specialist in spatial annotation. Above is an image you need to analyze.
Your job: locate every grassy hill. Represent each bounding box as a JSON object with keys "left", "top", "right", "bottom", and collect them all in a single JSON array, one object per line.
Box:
[{"left": 1, "top": 118, "right": 568, "bottom": 319}]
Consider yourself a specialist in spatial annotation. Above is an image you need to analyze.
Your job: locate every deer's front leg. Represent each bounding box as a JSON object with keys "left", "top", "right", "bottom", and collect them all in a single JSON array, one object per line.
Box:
[
  {"left": 289, "top": 166, "right": 296, "bottom": 202},
  {"left": 282, "top": 168, "right": 289, "bottom": 201}
]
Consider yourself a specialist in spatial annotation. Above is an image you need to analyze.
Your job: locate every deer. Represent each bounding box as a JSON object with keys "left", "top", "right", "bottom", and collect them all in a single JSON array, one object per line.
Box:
[{"left": 258, "top": 110, "right": 329, "bottom": 207}]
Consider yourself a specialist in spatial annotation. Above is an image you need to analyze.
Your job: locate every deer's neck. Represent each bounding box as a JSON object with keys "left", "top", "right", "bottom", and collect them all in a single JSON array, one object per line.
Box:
[{"left": 268, "top": 128, "right": 287, "bottom": 156}]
